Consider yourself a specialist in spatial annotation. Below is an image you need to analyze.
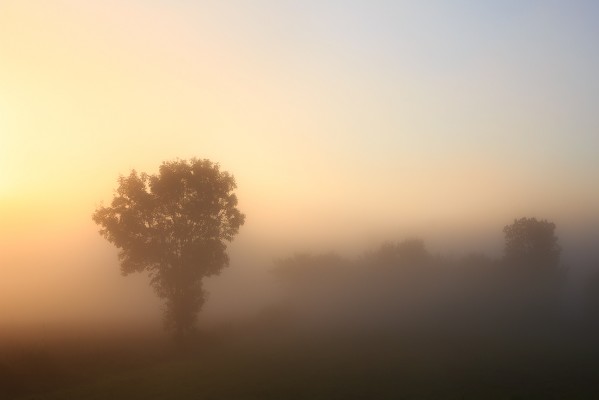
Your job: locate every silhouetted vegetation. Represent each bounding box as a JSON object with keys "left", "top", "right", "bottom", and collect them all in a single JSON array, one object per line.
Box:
[
  {"left": 269, "top": 218, "right": 568, "bottom": 337},
  {"left": 503, "top": 217, "right": 562, "bottom": 270},
  {"left": 362, "top": 238, "right": 433, "bottom": 269},
  {"left": 92, "top": 158, "right": 245, "bottom": 337}
]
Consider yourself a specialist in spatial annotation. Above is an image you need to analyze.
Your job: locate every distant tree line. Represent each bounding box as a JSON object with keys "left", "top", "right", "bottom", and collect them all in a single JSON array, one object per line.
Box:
[
  {"left": 274, "top": 217, "right": 562, "bottom": 279},
  {"left": 271, "top": 217, "right": 572, "bottom": 336}
]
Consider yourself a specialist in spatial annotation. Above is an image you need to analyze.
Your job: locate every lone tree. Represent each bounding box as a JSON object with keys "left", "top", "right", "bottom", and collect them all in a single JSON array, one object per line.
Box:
[
  {"left": 93, "top": 158, "right": 245, "bottom": 336},
  {"left": 503, "top": 217, "right": 561, "bottom": 270}
]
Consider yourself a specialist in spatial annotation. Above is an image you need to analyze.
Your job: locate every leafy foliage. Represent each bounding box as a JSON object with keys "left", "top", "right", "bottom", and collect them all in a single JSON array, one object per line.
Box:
[
  {"left": 93, "top": 158, "right": 245, "bottom": 334},
  {"left": 503, "top": 217, "right": 561, "bottom": 269},
  {"left": 363, "top": 238, "right": 431, "bottom": 269}
]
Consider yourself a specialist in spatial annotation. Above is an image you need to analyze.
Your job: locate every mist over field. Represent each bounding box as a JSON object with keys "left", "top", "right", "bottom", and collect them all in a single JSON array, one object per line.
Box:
[
  {"left": 2, "top": 1, "right": 599, "bottom": 398},
  {"left": 3, "top": 216, "right": 597, "bottom": 339}
]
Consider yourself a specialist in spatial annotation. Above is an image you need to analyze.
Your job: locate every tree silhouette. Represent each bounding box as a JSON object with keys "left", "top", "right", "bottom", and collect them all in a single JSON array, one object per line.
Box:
[
  {"left": 93, "top": 158, "right": 245, "bottom": 336},
  {"left": 365, "top": 238, "right": 431, "bottom": 269},
  {"left": 503, "top": 217, "right": 561, "bottom": 270}
]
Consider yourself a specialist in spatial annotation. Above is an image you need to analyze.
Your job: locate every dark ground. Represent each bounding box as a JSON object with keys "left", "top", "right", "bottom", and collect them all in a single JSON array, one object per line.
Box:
[{"left": 3, "top": 318, "right": 599, "bottom": 400}]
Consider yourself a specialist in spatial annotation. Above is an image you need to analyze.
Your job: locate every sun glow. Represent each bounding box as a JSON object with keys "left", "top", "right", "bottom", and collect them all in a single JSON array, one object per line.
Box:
[
  {"left": 0, "top": 131, "right": 15, "bottom": 198},
  {"left": 0, "top": 146, "right": 9, "bottom": 198}
]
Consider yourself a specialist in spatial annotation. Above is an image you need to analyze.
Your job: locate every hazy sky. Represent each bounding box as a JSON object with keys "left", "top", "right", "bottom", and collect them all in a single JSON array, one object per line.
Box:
[{"left": 1, "top": 1, "right": 599, "bottom": 328}]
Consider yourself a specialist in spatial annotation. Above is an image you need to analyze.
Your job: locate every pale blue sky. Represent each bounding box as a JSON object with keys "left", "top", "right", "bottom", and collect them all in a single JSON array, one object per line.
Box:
[{"left": 2, "top": 0, "right": 599, "bottom": 234}]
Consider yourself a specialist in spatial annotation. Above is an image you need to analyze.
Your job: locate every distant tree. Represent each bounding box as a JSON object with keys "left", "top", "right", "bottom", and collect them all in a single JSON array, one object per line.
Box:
[
  {"left": 92, "top": 158, "right": 245, "bottom": 337},
  {"left": 503, "top": 217, "right": 561, "bottom": 270},
  {"left": 366, "top": 238, "right": 431, "bottom": 268}
]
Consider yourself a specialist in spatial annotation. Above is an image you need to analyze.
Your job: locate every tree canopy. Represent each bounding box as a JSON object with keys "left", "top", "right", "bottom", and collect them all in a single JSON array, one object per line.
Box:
[
  {"left": 93, "top": 158, "right": 245, "bottom": 335},
  {"left": 503, "top": 217, "right": 561, "bottom": 270},
  {"left": 364, "top": 238, "right": 431, "bottom": 269}
]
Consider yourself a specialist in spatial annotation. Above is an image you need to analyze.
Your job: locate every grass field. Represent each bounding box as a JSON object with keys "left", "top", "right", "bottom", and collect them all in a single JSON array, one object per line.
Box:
[{"left": 4, "top": 319, "right": 599, "bottom": 400}]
